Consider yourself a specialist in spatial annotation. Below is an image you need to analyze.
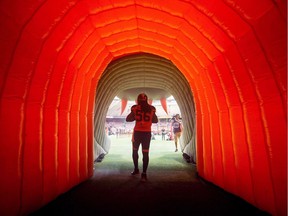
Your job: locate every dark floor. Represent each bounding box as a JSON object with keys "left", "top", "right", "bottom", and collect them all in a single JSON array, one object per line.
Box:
[{"left": 30, "top": 137, "right": 271, "bottom": 216}]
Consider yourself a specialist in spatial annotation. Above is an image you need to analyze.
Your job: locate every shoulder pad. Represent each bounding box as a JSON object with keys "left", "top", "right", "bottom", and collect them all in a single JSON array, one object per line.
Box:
[
  {"left": 151, "top": 106, "right": 156, "bottom": 111},
  {"left": 131, "top": 105, "right": 137, "bottom": 111}
]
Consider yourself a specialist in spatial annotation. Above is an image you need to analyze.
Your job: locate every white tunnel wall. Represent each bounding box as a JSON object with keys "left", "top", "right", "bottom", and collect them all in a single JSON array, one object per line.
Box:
[{"left": 94, "top": 53, "right": 196, "bottom": 160}]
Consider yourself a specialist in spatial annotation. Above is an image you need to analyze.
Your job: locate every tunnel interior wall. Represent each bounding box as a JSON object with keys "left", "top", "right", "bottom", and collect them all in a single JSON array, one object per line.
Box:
[{"left": 0, "top": 1, "right": 286, "bottom": 216}]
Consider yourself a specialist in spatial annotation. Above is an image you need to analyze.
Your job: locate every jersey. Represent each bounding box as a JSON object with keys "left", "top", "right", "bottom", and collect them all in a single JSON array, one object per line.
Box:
[
  {"left": 131, "top": 104, "right": 157, "bottom": 132},
  {"left": 172, "top": 119, "right": 182, "bottom": 133}
]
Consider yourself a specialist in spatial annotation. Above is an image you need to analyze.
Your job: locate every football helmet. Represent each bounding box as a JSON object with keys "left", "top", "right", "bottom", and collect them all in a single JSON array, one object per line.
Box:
[{"left": 137, "top": 93, "right": 148, "bottom": 104}]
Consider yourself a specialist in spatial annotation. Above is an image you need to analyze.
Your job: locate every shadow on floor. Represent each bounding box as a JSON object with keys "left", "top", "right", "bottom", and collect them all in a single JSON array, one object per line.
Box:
[{"left": 30, "top": 137, "right": 271, "bottom": 216}]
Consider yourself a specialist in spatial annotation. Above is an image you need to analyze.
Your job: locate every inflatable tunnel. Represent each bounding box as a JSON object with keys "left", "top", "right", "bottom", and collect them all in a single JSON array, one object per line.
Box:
[{"left": 0, "top": 1, "right": 286, "bottom": 215}]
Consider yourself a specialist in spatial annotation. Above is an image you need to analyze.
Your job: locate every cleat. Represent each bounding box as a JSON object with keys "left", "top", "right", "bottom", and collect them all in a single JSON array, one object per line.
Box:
[
  {"left": 131, "top": 169, "right": 140, "bottom": 175},
  {"left": 141, "top": 173, "right": 147, "bottom": 182}
]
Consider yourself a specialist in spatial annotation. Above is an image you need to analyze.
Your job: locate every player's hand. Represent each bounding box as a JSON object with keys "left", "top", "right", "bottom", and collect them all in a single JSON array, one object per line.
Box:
[{"left": 131, "top": 105, "right": 137, "bottom": 112}]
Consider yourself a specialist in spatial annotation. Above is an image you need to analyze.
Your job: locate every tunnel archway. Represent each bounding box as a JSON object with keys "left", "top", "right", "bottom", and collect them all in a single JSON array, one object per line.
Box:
[
  {"left": 93, "top": 53, "right": 196, "bottom": 163},
  {"left": 0, "top": 1, "right": 286, "bottom": 216}
]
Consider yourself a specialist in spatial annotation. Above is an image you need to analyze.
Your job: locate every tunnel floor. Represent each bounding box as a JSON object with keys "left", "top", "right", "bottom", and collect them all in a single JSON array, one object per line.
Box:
[{"left": 30, "top": 135, "right": 270, "bottom": 216}]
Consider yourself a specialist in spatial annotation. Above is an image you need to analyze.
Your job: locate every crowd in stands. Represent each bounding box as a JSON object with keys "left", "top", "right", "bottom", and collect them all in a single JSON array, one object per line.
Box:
[{"left": 105, "top": 118, "right": 173, "bottom": 140}]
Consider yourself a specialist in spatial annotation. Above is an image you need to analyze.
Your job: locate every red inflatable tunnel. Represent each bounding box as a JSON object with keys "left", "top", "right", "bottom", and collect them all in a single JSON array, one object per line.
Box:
[{"left": 0, "top": 1, "right": 286, "bottom": 215}]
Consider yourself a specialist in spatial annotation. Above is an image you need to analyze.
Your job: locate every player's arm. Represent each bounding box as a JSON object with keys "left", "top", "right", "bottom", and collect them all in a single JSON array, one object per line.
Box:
[
  {"left": 126, "top": 105, "right": 136, "bottom": 122},
  {"left": 151, "top": 106, "right": 158, "bottom": 123}
]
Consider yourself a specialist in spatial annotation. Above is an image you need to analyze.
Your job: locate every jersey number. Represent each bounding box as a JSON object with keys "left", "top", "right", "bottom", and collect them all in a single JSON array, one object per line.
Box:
[{"left": 136, "top": 110, "right": 151, "bottom": 121}]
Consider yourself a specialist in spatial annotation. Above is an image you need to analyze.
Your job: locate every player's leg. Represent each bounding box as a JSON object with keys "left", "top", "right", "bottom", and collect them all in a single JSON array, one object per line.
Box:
[
  {"left": 141, "top": 132, "right": 151, "bottom": 181},
  {"left": 174, "top": 132, "right": 180, "bottom": 152},
  {"left": 131, "top": 131, "right": 140, "bottom": 175}
]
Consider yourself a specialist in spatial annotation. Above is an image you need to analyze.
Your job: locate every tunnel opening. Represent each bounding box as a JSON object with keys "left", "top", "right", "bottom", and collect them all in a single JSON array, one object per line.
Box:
[
  {"left": 93, "top": 53, "right": 196, "bottom": 170},
  {"left": 101, "top": 95, "right": 187, "bottom": 162}
]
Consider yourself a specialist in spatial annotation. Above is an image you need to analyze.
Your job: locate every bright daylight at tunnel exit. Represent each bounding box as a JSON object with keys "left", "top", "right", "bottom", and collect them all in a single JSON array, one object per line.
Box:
[
  {"left": 105, "top": 95, "right": 181, "bottom": 137},
  {"left": 102, "top": 94, "right": 185, "bottom": 155},
  {"left": 0, "top": 0, "right": 286, "bottom": 216}
]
